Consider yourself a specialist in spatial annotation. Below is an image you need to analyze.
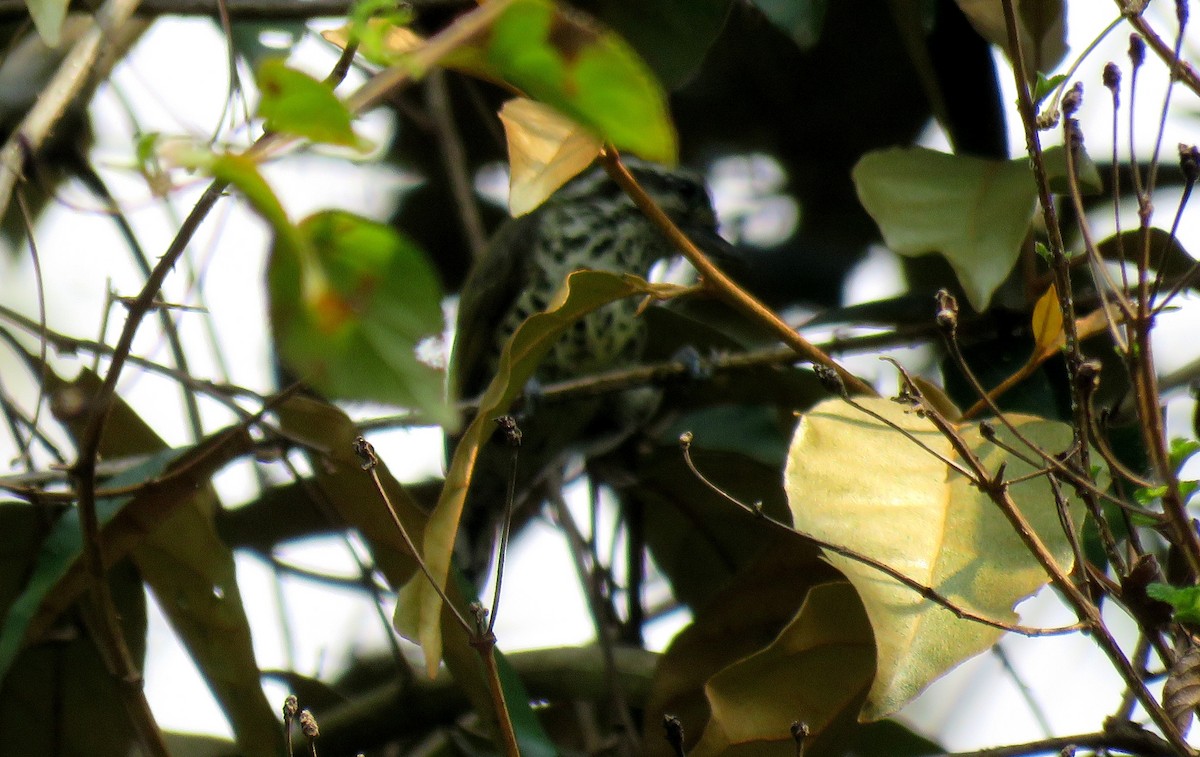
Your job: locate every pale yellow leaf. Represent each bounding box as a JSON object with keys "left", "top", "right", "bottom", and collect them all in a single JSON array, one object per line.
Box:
[
  {"left": 785, "top": 396, "right": 1082, "bottom": 720},
  {"left": 499, "top": 97, "right": 603, "bottom": 217}
]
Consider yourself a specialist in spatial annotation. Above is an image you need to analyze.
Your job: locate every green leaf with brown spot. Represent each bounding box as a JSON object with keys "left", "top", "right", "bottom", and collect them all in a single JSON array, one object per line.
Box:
[
  {"left": 268, "top": 210, "right": 452, "bottom": 425},
  {"left": 256, "top": 58, "right": 368, "bottom": 149}
]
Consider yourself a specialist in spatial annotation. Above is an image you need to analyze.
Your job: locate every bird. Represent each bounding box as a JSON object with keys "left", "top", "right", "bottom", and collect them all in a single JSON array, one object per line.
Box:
[{"left": 448, "top": 158, "right": 727, "bottom": 585}]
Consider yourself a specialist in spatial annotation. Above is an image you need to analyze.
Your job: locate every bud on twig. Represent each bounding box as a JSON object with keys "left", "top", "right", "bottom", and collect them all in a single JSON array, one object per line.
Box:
[
  {"left": 1129, "top": 34, "right": 1146, "bottom": 69},
  {"left": 1180, "top": 144, "right": 1200, "bottom": 183},
  {"left": 1103, "top": 62, "right": 1121, "bottom": 95},
  {"left": 935, "top": 290, "right": 958, "bottom": 332},
  {"left": 1062, "top": 82, "right": 1083, "bottom": 115},
  {"left": 495, "top": 415, "right": 522, "bottom": 447}
]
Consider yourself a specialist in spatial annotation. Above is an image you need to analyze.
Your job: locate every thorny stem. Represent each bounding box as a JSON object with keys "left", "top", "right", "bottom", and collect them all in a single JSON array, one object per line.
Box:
[{"left": 599, "top": 149, "right": 877, "bottom": 397}]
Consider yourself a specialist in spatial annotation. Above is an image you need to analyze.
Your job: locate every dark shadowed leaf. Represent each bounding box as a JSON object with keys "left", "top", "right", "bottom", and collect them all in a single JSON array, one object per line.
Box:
[
  {"left": 641, "top": 539, "right": 843, "bottom": 756},
  {"left": 39, "top": 370, "right": 282, "bottom": 757}
]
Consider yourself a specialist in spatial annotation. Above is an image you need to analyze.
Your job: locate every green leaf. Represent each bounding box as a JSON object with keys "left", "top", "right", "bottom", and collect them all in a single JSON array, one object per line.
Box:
[
  {"left": 785, "top": 397, "right": 1086, "bottom": 719},
  {"left": 38, "top": 370, "right": 282, "bottom": 757},
  {"left": 571, "top": 0, "right": 734, "bottom": 88},
  {"left": 24, "top": 0, "right": 69, "bottom": 45},
  {"left": 255, "top": 58, "right": 367, "bottom": 148},
  {"left": 491, "top": 0, "right": 677, "bottom": 163},
  {"left": 437, "top": 0, "right": 676, "bottom": 163},
  {"left": 1033, "top": 72, "right": 1067, "bottom": 105},
  {"left": 852, "top": 146, "right": 1038, "bottom": 311},
  {"left": 0, "top": 510, "right": 146, "bottom": 756},
  {"left": 1043, "top": 144, "right": 1102, "bottom": 195},
  {"left": 268, "top": 210, "right": 453, "bottom": 426},
  {"left": 1147, "top": 583, "right": 1200, "bottom": 624},
  {"left": 1170, "top": 438, "right": 1200, "bottom": 472},
  {"left": 749, "top": 0, "right": 827, "bottom": 49}
]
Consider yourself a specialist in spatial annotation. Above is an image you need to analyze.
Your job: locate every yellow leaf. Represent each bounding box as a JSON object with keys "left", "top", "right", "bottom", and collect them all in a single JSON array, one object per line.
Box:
[
  {"left": 1031, "top": 283, "right": 1064, "bottom": 359},
  {"left": 499, "top": 97, "right": 603, "bottom": 216},
  {"left": 785, "top": 396, "right": 1083, "bottom": 719}
]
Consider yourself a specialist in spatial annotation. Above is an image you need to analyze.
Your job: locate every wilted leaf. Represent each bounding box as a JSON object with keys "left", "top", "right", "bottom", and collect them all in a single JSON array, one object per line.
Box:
[
  {"left": 689, "top": 582, "right": 875, "bottom": 756},
  {"left": 642, "top": 538, "right": 841, "bottom": 756},
  {"left": 499, "top": 97, "right": 603, "bottom": 216},
  {"left": 1165, "top": 644, "right": 1200, "bottom": 737},
  {"left": 398, "top": 269, "right": 683, "bottom": 676},
  {"left": 785, "top": 396, "right": 1084, "bottom": 719},
  {"left": 852, "top": 147, "right": 1037, "bottom": 312},
  {"left": 256, "top": 59, "right": 368, "bottom": 149},
  {"left": 268, "top": 210, "right": 454, "bottom": 426}
]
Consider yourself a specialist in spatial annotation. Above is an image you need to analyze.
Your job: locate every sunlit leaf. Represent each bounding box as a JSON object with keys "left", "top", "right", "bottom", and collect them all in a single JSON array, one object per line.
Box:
[
  {"left": 268, "top": 210, "right": 454, "bottom": 426},
  {"left": 255, "top": 58, "right": 368, "bottom": 149},
  {"left": 24, "top": 0, "right": 68, "bottom": 45},
  {"left": 785, "top": 396, "right": 1085, "bottom": 719},
  {"left": 499, "top": 97, "right": 603, "bottom": 216},
  {"left": 397, "top": 269, "right": 684, "bottom": 676},
  {"left": 326, "top": 0, "right": 677, "bottom": 163},
  {"left": 852, "top": 147, "right": 1037, "bottom": 311},
  {"left": 1031, "top": 283, "right": 1064, "bottom": 359},
  {"left": 1148, "top": 583, "right": 1200, "bottom": 624}
]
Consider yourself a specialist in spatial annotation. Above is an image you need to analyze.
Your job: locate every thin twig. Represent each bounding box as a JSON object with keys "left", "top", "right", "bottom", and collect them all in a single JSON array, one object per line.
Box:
[{"left": 599, "top": 149, "right": 876, "bottom": 397}]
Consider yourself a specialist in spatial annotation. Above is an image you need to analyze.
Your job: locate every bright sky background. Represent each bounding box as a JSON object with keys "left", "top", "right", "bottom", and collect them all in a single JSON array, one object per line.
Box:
[{"left": 2, "top": 1, "right": 1200, "bottom": 750}]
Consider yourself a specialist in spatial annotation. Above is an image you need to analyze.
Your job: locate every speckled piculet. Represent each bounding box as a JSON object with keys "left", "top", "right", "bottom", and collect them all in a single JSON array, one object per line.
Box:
[{"left": 450, "top": 159, "right": 726, "bottom": 584}]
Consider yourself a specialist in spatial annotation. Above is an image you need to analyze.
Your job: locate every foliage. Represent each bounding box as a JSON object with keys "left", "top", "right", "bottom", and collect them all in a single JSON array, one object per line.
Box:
[{"left": 1, "top": 1, "right": 1200, "bottom": 756}]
